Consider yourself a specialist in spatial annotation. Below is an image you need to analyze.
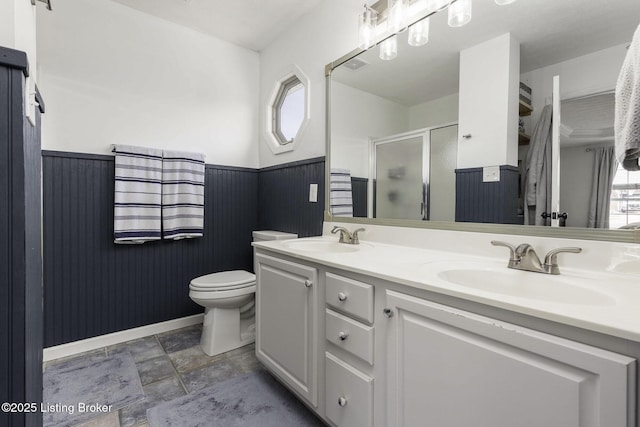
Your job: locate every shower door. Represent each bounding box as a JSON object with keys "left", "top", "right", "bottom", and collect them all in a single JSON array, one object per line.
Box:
[{"left": 371, "top": 130, "right": 429, "bottom": 220}]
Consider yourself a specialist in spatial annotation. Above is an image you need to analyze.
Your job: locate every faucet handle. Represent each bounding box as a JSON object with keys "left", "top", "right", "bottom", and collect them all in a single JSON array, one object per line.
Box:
[
  {"left": 352, "top": 228, "right": 366, "bottom": 244},
  {"left": 331, "top": 226, "right": 352, "bottom": 244},
  {"left": 491, "top": 241, "right": 518, "bottom": 261},
  {"left": 543, "top": 247, "right": 582, "bottom": 274}
]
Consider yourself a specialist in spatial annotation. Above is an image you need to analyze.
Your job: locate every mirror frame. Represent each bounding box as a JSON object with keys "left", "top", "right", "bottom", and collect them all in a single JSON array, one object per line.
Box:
[{"left": 324, "top": 45, "right": 640, "bottom": 244}]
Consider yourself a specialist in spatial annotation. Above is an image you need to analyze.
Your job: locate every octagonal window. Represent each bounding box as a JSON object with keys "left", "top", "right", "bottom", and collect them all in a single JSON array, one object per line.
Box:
[
  {"left": 275, "top": 77, "right": 304, "bottom": 145},
  {"left": 266, "top": 65, "right": 309, "bottom": 154}
]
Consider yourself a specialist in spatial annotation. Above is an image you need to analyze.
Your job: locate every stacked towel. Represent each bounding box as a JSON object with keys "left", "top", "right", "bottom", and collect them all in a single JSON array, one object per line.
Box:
[
  {"left": 162, "top": 150, "right": 205, "bottom": 240},
  {"left": 330, "top": 168, "right": 353, "bottom": 217},
  {"left": 615, "top": 23, "right": 640, "bottom": 171},
  {"left": 113, "top": 145, "right": 163, "bottom": 243}
]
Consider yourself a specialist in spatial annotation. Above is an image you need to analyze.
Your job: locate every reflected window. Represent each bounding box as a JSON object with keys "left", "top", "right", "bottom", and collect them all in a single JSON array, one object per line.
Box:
[{"left": 609, "top": 164, "right": 640, "bottom": 228}]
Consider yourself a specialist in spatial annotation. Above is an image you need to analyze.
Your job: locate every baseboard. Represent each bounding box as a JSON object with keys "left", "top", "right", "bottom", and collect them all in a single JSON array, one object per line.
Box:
[{"left": 43, "top": 314, "right": 204, "bottom": 362}]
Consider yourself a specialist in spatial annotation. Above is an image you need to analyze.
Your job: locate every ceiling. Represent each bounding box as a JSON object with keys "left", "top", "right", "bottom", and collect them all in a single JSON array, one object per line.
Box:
[
  {"left": 560, "top": 92, "right": 615, "bottom": 147},
  {"left": 332, "top": 0, "right": 640, "bottom": 106},
  {"left": 109, "top": 0, "right": 324, "bottom": 51}
]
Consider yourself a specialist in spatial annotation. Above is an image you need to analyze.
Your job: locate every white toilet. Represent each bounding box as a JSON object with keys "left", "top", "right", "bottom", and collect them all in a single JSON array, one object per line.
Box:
[{"left": 189, "top": 230, "right": 297, "bottom": 356}]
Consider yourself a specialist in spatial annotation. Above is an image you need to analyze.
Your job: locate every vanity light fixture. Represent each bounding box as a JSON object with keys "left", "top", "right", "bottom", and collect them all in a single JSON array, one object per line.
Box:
[
  {"left": 408, "top": 17, "right": 430, "bottom": 46},
  {"left": 494, "top": 0, "right": 516, "bottom": 4},
  {"left": 359, "top": 0, "right": 477, "bottom": 61},
  {"left": 426, "top": 0, "right": 452, "bottom": 13},
  {"left": 387, "top": 0, "right": 408, "bottom": 33},
  {"left": 380, "top": 35, "right": 398, "bottom": 60},
  {"left": 358, "top": 5, "right": 379, "bottom": 50},
  {"left": 448, "top": 0, "right": 472, "bottom": 27}
]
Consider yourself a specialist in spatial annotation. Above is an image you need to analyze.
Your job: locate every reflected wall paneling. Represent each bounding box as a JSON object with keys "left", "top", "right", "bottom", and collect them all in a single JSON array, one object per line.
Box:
[
  {"left": 351, "top": 177, "right": 368, "bottom": 218},
  {"left": 455, "top": 165, "right": 521, "bottom": 224}
]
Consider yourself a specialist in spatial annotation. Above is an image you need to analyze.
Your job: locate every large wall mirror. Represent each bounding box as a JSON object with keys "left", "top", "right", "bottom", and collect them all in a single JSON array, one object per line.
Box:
[{"left": 326, "top": 0, "right": 640, "bottom": 243}]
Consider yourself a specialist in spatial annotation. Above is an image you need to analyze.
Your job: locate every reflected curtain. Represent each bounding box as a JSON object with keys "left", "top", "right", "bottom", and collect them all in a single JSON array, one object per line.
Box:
[
  {"left": 587, "top": 146, "right": 618, "bottom": 228},
  {"left": 523, "top": 105, "right": 553, "bottom": 225}
]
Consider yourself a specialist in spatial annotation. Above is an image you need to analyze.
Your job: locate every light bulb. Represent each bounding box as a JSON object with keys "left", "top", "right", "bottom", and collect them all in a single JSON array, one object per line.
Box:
[
  {"left": 408, "top": 17, "right": 430, "bottom": 47},
  {"left": 425, "top": 0, "right": 450, "bottom": 13},
  {"left": 448, "top": 0, "right": 472, "bottom": 27},
  {"left": 358, "top": 7, "right": 378, "bottom": 50},
  {"left": 379, "top": 35, "right": 398, "bottom": 60},
  {"left": 388, "top": 0, "right": 407, "bottom": 33}
]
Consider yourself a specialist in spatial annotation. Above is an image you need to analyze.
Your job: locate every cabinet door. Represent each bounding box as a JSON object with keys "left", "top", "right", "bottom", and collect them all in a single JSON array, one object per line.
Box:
[
  {"left": 255, "top": 253, "right": 318, "bottom": 407},
  {"left": 385, "top": 290, "right": 636, "bottom": 427},
  {"left": 325, "top": 352, "right": 373, "bottom": 427}
]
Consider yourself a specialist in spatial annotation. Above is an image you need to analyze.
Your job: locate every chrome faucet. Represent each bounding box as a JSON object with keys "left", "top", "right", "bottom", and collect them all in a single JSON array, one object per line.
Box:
[
  {"left": 491, "top": 241, "right": 582, "bottom": 275},
  {"left": 331, "top": 226, "right": 365, "bottom": 244}
]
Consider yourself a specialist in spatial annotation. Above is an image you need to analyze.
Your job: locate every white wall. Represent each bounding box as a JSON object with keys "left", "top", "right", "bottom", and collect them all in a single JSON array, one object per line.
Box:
[
  {"left": 331, "top": 82, "right": 409, "bottom": 178},
  {"left": 1, "top": 0, "right": 38, "bottom": 80},
  {"left": 408, "top": 93, "right": 459, "bottom": 130},
  {"left": 36, "top": 0, "right": 260, "bottom": 168},
  {"left": 259, "top": 0, "right": 364, "bottom": 168},
  {"left": 458, "top": 33, "right": 520, "bottom": 169}
]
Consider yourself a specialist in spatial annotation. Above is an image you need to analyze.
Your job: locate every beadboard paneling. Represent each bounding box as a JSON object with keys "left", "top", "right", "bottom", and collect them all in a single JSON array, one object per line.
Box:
[
  {"left": 455, "top": 165, "right": 522, "bottom": 224},
  {"left": 258, "top": 157, "right": 325, "bottom": 237},
  {"left": 351, "top": 177, "right": 368, "bottom": 218},
  {"left": 42, "top": 152, "right": 259, "bottom": 347},
  {"left": 1, "top": 51, "right": 43, "bottom": 427}
]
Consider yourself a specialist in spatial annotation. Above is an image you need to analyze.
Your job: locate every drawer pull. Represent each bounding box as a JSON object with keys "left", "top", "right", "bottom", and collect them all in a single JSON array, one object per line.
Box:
[
  {"left": 383, "top": 308, "right": 394, "bottom": 318},
  {"left": 338, "top": 331, "right": 349, "bottom": 341},
  {"left": 304, "top": 280, "right": 312, "bottom": 288},
  {"left": 338, "top": 396, "right": 348, "bottom": 407},
  {"left": 338, "top": 292, "right": 348, "bottom": 302}
]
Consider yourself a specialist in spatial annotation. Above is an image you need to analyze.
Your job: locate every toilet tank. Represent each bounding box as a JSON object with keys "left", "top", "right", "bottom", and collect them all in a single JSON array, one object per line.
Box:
[{"left": 252, "top": 230, "right": 298, "bottom": 242}]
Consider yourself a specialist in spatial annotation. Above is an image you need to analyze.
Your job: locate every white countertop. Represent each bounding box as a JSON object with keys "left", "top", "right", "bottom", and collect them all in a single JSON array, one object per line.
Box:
[{"left": 253, "top": 235, "right": 640, "bottom": 343}]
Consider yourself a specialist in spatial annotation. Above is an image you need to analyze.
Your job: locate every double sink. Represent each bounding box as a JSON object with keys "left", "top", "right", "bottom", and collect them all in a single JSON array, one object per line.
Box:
[{"left": 280, "top": 237, "right": 622, "bottom": 308}]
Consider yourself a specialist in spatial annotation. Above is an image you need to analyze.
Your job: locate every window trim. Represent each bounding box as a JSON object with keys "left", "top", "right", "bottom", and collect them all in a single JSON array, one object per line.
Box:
[{"left": 265, "top": 65, "right": 310, "bottom": 155}]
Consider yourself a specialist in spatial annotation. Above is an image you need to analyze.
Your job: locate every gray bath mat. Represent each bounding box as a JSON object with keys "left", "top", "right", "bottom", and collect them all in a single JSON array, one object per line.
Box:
[
  {"left": 147, "top": 370, "right": 325, "bottom": 426},
  {"left": 43, "top": 352, "right": 144, "bottom": 426}
]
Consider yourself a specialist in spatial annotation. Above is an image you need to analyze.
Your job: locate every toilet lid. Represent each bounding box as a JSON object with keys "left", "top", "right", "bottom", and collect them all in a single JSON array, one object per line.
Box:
[{"left": 189, "top": 270, "right": 256, "bottom": 291}]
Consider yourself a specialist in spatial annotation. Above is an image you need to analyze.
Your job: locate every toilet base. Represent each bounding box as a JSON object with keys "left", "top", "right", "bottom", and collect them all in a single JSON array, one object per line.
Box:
[{"left": 200, "top": 306, "right": 255, "bottom": 356}]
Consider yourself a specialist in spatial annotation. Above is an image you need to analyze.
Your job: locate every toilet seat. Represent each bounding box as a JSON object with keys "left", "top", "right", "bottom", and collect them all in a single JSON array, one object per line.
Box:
[{"left": 189, "top": 270, "right": 256, "bottom": 292}]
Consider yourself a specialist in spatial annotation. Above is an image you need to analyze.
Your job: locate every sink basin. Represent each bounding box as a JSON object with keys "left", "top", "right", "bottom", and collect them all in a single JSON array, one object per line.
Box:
[
  {"left": 608, "top": 260, "right": 640, "bottom": 274},
  {"left": 282, "top": 238, "right": 372, "bottom": 253},
  {"left": 435, "top": 262, "right": 616, "bottom": 307}
]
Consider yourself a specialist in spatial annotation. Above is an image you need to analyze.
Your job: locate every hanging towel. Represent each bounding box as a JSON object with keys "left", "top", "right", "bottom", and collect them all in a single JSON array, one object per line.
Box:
[
  {"left": 615, "top": 23, "right": 640, "bottom": 171},
  {"left": 162, "top": 150, "right": 205, "bottom": 240},
  {"left": 113, "top": 145, "right": 163, "bottom": 243},
  {"left": 522, "top": 105, "right": 553, "bottom": 226},
  {"left": 330, "top": 168, "right": 353, "bottom": 217}
]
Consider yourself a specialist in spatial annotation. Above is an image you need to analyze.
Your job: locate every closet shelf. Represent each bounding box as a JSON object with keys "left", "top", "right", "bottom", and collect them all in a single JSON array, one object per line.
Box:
[
  {"left": 518, "top": 132, "right": 531, "bottom": 146},
  {"left": 519, "top": 99, "right": 533, "bottom": 116}
]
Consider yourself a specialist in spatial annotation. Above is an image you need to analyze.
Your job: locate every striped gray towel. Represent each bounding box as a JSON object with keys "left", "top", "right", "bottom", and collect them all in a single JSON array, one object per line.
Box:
[
  {"left": 162, "top": 150, "right": 205, "bottom": 240},
  {"left": 113, "top": 145, "right": 163, "bottom": 243},
  {"left": 330, "top": 168, "right": 353, "bottom": 217}
]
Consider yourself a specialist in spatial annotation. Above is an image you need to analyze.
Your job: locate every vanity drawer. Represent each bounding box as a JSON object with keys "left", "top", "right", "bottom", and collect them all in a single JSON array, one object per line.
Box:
[
  {"left": 325, "top": 309, "right": 374, "bottom": 365},
  {"left": 326, "top": 272, "right": 374, "bottom": 323},
  {"left": 325, "top": 352, "right": 373, "bottom": 427}
]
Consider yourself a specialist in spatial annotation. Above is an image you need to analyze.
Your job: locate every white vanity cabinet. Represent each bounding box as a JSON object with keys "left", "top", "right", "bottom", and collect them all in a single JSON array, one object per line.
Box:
[
  {"left": 254, "top": 248, "right": 638, "bottom": 427},
  {"left": 255, "top": 253, "right": 319, "bottom": 407},
  {"left": 384, "top": 289, "right": 637, "bottom": 427},
  {"left": 324, "top": 272, "right": 375, "bottom": 427}
]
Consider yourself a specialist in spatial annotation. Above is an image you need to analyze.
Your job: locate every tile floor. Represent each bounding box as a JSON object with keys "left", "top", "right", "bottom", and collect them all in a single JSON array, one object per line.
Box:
[{"left": 44, "top": 324, "right": 265, "bottom": 427}]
